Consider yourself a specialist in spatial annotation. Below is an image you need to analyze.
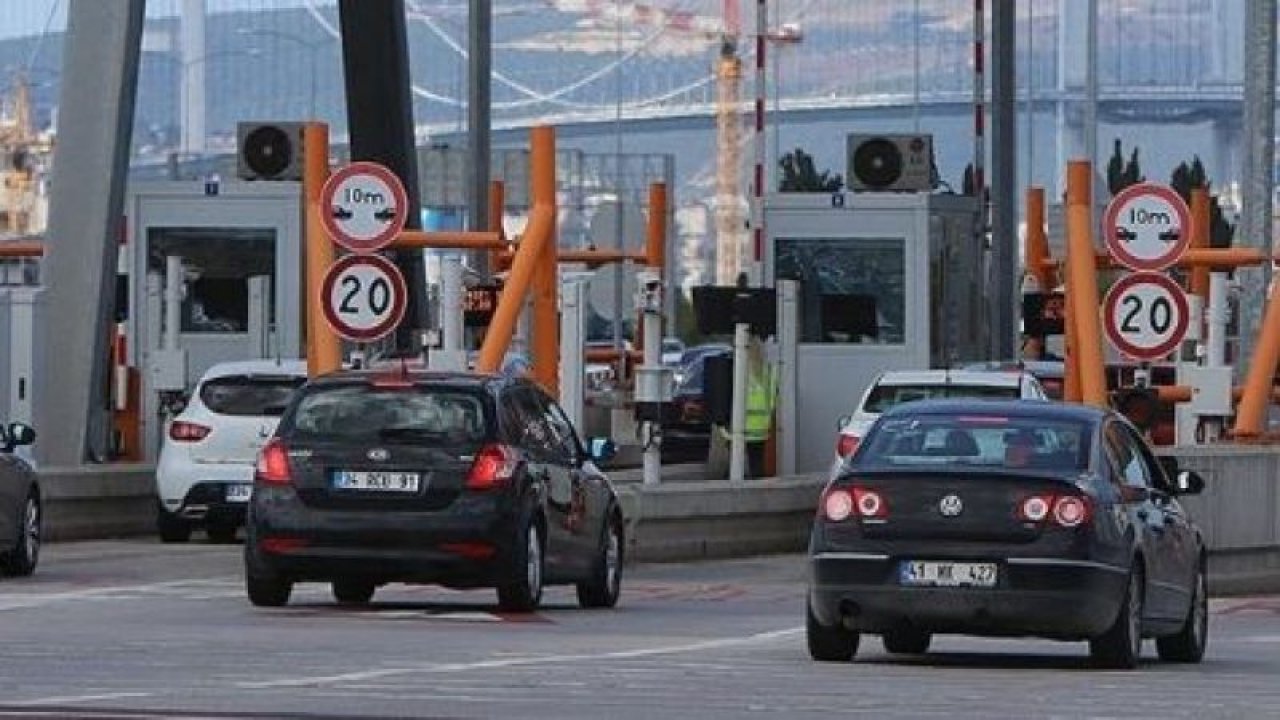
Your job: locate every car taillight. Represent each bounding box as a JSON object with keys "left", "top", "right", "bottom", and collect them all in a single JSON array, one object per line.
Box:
[
  {"left": 255, "top": 438, "right": 292, "bottom": 486},
  {"left": 1018, "top": 494, "right": 1090, "bottom": 527},
  {"left": 836, "top": 434, "right": 861, "bottom": 458},
  {"left": 822, "top": 488, "right": 854, "bottom": 522},
  {"left": 169, "top": 420, "right": 211, "bottom": 443},
  {"left": 853, "top": 487, "right": 887, "bottom": 519},
  {"left": 466, "top": 443, "right": 519, "bottom": 491},
  {"left": 820, "top": 485, "right": 887, "bottom": 522}
]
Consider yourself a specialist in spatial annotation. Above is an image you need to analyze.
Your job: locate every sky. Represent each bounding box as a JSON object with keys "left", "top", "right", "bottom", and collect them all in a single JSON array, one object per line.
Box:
[{"left": 0, "top": 0, "right": 336, "bottom": 41}]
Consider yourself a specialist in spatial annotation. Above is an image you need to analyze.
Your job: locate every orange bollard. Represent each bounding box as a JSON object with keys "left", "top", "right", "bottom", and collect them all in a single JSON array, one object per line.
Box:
[
  {"left": 1065, "top": 161, "right": 1108, "bottom": 408},
  {"left": 1189, "top": 188, "right": 1210, "bottom": 301},
  {"left": 1025, "top": 187, "right": 1056, "bottom": 292},
  {"left": 303, "top": 123, "right": 341, "bottom": 377}
]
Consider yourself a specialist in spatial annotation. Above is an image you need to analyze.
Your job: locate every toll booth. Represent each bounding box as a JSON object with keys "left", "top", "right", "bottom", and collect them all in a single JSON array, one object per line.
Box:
[
  {"left": 764, "top": 191, "right": 985, "bottom": 473},
  {"left": 124, "top": 181, "right": 304, "bottom": 459},
  {"left": 0, "top": 286, "right": 42, "bottom": 427}
]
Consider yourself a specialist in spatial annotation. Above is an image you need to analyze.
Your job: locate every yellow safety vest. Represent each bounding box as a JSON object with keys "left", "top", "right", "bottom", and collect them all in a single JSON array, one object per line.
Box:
[{"left": 745, "top": 364, "right": 776, "bottom": 442}]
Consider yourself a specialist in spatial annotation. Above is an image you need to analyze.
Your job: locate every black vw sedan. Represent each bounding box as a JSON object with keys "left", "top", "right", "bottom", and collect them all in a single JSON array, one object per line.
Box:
[
  {"left": 244, "top": 369, "right": 624, "bottom": 612},
  {"left": 807, "top": 400, "right": 1207, "bottom": 669}
]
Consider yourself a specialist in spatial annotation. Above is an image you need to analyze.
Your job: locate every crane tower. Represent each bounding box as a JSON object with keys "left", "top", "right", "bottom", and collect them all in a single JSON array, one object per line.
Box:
[{"left": 714, "top": 0, "right": 745, "bottom": 285}]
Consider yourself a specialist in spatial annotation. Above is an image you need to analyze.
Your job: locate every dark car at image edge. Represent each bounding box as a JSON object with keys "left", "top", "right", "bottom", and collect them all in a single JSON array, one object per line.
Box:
[
  {"left": 807, "top": 399, "right": 1208, "bottom": 669},
  {"left": 244, "top": 369, "right": 624, "bottom": 612}
]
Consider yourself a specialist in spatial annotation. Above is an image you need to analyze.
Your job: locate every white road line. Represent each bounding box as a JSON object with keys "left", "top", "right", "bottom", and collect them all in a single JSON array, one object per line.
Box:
[
  {"left": 12, "top": 691, "right": 155, "bottom": 706},
  {"left": 237, "top": 626, "right": 804, "bottom": 689},
  {"left": 1236, "top": 635, "right": 1280, "bottom": 643},
  {"left": 0, "top": 578, "right": 239, "bottom": 611}
]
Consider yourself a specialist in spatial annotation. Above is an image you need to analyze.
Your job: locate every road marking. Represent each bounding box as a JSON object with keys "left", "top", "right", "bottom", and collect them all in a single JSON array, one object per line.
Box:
[
  {"left": 0, "top": 578, "right": 239, "bottom": 611},
  {"left": 11, "top": 691, "right": 154, "bottom": 706},
  {"left": 237, "top": 626, "right": 804, "bottom": 689},
  {"left": 1236, "top": 635, "right": 1280, "bottom": 643}
]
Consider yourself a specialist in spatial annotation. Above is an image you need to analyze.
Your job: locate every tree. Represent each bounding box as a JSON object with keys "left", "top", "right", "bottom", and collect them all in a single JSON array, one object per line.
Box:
[
  {"left": 778, "top": 148, "right": 843, "bottom": 192},
  {"left": 1107, "top": 138, "right": 1145, "bottom": 196},
  {"left": 1169, "top": 156, "right": 1235, "bottom": 248}
]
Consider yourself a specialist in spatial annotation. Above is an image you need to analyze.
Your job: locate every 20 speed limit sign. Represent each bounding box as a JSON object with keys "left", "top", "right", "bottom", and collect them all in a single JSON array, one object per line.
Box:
[
  {"left": 1102, "top": 272, "right": 1190, "bottom": 361},
  {"left": 320, "top": 254, "right": 407, "bottom": 342}
]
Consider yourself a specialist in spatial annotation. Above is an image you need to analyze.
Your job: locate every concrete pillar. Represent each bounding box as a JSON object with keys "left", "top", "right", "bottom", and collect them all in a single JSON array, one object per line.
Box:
[
  {"left": 36, "top": 0, "right": 145, "bottom": 465},
  {"left": 179, "top": 0, "right": 206, "bottom": 156}
]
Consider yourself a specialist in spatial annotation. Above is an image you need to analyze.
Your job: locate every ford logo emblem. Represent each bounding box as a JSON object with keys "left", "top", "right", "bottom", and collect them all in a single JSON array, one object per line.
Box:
[
  {"left": 367, "top": 448, "right": 390, "bottom": 462},
  {"left": 938, "top": 494, "right": 964, "bottom": 517}
]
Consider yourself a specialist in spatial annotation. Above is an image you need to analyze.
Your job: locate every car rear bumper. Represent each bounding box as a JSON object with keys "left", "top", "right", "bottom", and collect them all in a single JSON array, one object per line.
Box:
[
  {"left": 246, "top": 491, "right": 518, "bottom": 587},
  {"left": 809, "top": 552, "right": 1129, "bottom": 639}
]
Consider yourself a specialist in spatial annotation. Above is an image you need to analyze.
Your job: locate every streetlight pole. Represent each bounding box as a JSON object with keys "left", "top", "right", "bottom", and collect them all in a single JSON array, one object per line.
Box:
[{"left": 155, "top": 49, "right": 259, "bottom": 160}]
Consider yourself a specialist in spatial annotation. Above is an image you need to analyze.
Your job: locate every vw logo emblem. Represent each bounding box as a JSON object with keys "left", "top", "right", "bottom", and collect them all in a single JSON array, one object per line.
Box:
[
  {"left": 367, "top": 448, "right": 390, "bottom": 462},
  {"left": 938, "top": 494, "right": 964, "bottom": 517}
]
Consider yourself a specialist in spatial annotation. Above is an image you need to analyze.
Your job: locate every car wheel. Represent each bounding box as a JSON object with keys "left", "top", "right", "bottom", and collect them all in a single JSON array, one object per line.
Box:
[
  {"left": 1, "top": 492, "right": 40, "bottom": 577},
  {"left": 1090, "top": 565, "right": 1144, "bottom": 669},
  {"left": 245, "top": 544, "right": 293, "bottom": 607},
  {"left": 207, "top": 520, "right": 239, "bottom": 545},
  {"left": 157, "top": 506, "right": 191, "bottom": 544},
  {"left": 576, "top": 512, "right": 623, "bottom": 609},
  {"left": 806, "top": 599, "right": 859, "bottom": 662},
  {"left": 1157, "top": 561, "right": 1208, "bottom": 663},
  {"left": 882, "top": 627, "right": 931, "bottom": 655},
  {"left": 497, "top": 516, "right": 544, "bottom": 612},
  {"left": 332, "top": 580, "right": 377, "bottom": 605}
]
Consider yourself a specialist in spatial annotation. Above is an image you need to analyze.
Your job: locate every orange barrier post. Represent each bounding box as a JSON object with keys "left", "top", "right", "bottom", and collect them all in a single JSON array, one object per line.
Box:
[
  {"left": 476, "top": 126, "right": 557, "bottom": 375},
  {"left": 531, "top": 172, "right": 560, "bottom": 396},
  {"left": 1234, "top": 277, "right": 1280, "bottom": 436},
  {"left": 1063, "top": 266, "right": 1081, "bottom": 403},
  {"left": 647, "top": 182, "right": 667, "bottom": 269},
  {"left": 303, "top": 123, "right": 341, "bottom": 377},
  {"left": 1065, "top": 161, "right": 1108, "bottom": 408},
  {"left": 1189, "top": 188, "right": 1210, "bottom": 301},
  {"left": 392, "top": 230, "right": 504, "bottom": 250},
  {"left": 1025, "top": 187, "right": 1056, "bottom": 292},
  {"left": 488, "top": 180, "right": 509, "bottom": 272}
]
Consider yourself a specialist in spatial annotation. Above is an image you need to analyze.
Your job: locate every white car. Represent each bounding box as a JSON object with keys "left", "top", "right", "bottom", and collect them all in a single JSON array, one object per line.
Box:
[
  {"left": 155, "top": 359, "right": 309, "bottom": 543},
  {"left": 832, "top": 369, "right": 1049, "bottom": 466}
]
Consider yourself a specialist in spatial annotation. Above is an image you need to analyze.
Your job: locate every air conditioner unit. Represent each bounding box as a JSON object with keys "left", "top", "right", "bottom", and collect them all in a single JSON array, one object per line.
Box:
[
  {"left": 846, "top": 133, "right": 934, "bottom": 192},
  {"left": 236, "top": 122, "right": 305, "bottom": 181}
]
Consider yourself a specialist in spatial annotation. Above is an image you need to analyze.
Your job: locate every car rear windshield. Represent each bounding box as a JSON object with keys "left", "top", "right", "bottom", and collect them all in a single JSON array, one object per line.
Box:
[
  {"left": 863, "top": 383, "right": 1020, "bottom": 414},
  {"left": 199, "top": 375, "right": 306, "bottom": 417},
  {"left": 856, "top": 413, "right": 1091, "bottom": 473},
  {"left": 286, "top": 385, "right": 490, "bottom": 446}
]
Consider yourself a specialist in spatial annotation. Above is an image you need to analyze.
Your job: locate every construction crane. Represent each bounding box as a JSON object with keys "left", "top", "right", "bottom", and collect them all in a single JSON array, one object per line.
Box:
[{"left": 714, "top": 0, "right": 744, "bottom": 285}]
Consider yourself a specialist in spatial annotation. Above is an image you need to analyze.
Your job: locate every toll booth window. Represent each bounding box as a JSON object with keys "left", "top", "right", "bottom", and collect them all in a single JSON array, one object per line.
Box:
[
  {"left": 146, "top": 227, "right": 276, "bottom": 333},
  {"left": 775, "top": 237, "right": 905, "bottom": 344}
]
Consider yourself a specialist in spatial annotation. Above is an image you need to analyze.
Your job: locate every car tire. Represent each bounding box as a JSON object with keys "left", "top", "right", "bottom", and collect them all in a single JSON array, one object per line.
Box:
[
  {"left": 1157, "top": 560, "right": 1208, "bottom": 663},
  {"left": 577, "top": 511, "right": 623, "bottom": 609},
  {"left": 245, "top": 543, "right": 293, "bottom": 607},
  {"left": 207, "top": 521, "right": 239, "bottom": 545},
  {"left": 0, "top": 492, "right": 40, "bottom": 577},
  {"left": 497, "top": 516, "right": 544, "bottom": 613},
  {"left": 1090, "top": 565, "right": 1144, "bottom": 669},
  {"left": 882, "top": 627, "right": 931, "bottom": 655},
  {"left": 806, "top": 600, "right": 859, "bottom": 662},
  {"left": 332, "top": 580, "right": 376, "bottom": 605},
  {"left": 157, "top": 506, "right": 192, "bottom": 544}
]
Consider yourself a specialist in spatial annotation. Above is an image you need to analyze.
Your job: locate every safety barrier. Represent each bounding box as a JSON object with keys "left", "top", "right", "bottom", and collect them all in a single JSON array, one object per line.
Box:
[{"left": 34, "top": 446, "right": 1280, "bottom": 595}]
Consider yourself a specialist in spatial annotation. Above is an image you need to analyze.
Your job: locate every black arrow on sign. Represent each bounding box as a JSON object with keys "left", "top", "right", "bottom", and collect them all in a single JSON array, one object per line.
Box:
[
  {"left": 332, "top": 207, "right": 353, "bottom": 220},
  {"left": 1158, "top": 229, "right": 1181, "bottom": 244},
  {"left": 373, "top": 208, "right": 397, "bottom": 222}
]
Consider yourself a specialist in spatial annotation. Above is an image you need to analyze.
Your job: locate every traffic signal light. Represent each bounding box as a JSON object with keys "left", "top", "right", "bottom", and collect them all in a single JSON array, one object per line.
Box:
[
  {"left": 1112, "top": 387, "right": 1160, "bottom": 431},
  {"left": 237, "top": 122, "right": 305, "bottom": 181}
]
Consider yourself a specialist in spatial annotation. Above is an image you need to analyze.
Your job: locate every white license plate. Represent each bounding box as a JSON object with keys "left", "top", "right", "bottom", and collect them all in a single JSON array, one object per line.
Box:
[
  {"left": 225, "top": 484, "right": 252, "bottom": 502},
  {"left": 900, "top": 561, "right": 998, "bottom": 588},
  {"left": 333, "top": 470, "right": 421, "bottom": 493}
]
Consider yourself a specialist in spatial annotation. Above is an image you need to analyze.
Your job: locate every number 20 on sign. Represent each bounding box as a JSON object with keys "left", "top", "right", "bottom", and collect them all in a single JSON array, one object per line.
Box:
[
  {"left": 1102, "top": 272, "right": 1190, "bottom": 361},
  {"left": 320, "top": 254, "right": 408, "bottom": 342}
]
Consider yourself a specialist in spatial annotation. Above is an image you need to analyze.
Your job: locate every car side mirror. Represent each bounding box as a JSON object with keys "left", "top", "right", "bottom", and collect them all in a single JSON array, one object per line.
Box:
[
  {"left": 5, "top": 422, "right": 35, "bottom": 448},
  {"left": 1173, "top": 470, "right": 1205, "bottom": 496},
  {"left": 837, "top": 415, "right": 852, "bottom": 431},
  {"left": 587, "top": 437, "right": 617, "bottom": 464}
]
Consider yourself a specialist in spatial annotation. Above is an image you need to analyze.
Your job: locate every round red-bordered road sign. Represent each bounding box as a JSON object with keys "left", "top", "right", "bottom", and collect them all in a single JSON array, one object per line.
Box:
[
  {"left": 1102, "top": 182, "right": 1191, "bottom": 272},
  {"left": 1102, "top": 271, "right": 1190, "bottom": 361},
  {"left": 320, "top": 162, "right": 409, "bottom": 253},
  {"left": 320, "top": 254, "right": 407, "bottom": 342}
]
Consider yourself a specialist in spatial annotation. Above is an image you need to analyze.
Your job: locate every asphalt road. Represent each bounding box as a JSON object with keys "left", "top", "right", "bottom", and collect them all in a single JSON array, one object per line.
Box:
[{"left": 2, "top": 541, "right": 1280, "bottom": 719}]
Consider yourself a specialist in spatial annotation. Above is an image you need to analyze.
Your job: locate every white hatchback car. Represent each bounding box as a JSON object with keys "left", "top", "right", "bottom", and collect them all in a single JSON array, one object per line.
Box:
[
  {"left": 155, "top": 359, "right": 308, "bottom": 543},
  {"left": 832, "top": 369, "right": 1049, "bottom": 466}
]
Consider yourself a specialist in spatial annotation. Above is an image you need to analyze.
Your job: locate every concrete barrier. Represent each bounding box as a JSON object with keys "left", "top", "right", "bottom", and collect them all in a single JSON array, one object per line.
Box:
[{"left": 34, "top": 447, "right": 1280, "bottom": 596}]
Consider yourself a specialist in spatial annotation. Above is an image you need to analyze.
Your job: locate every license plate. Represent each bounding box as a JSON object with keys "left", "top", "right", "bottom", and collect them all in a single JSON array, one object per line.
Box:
[
  {"left": 225, "top": 484, "right": 252, "bottom": 502},
  {"left": 333, "top": 470, "right": 421, "bottom": 493},
  {"left": 900, "top": 560, "right": 998, "bottom": 588}
]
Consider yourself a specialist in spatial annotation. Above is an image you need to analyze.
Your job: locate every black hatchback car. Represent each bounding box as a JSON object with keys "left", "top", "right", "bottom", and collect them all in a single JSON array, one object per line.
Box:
[
  {"left": 244, "top": 369, "right": 624, "bottom": 612},
  {"left": 807, "top": 400, "right": 1207, "bottom": 669},
  {"left": 1, "top": 421, "right": 40, "bottom": 577}
]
